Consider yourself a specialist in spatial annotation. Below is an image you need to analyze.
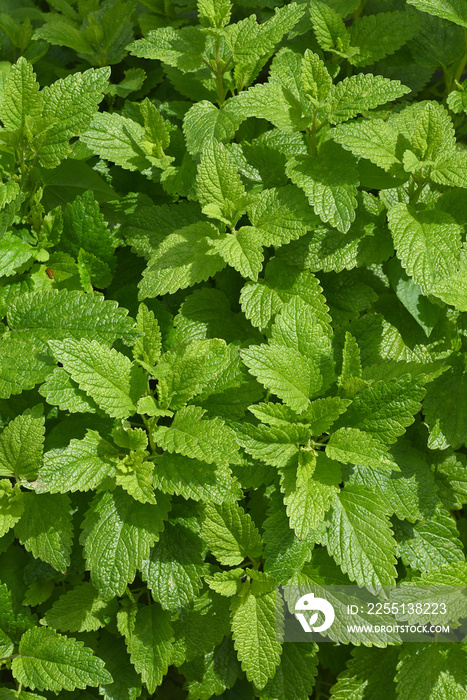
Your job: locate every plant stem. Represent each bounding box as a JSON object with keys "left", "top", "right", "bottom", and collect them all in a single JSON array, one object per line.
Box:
[{"left": 215, "top": 37, "right": 224, "bottom": 106}]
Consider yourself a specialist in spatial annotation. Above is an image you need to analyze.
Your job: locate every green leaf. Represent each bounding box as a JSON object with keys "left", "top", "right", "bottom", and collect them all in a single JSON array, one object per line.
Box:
[
  {"left": 286, "top": 141, "right": 359, "bottom": 233},
  {"left": 80, "top": 488, "right": 170, "bottom": 600},
  {"left": 260, "top": 642, "right": 319, "bottom": 700},
  {"left": 48, "top": 338, "right": 146, "bottom": 419},
  {"left": 39, "top": 368, "right": 101, "bottom": 414},
  {"left": 407, "top": 0, "right": 467, "bottom": 27},
  {"left": 281, "top": 451, "right": 342, "bottom": 538},
  {"left": 0, "top": 481, "right": 24, "bottom": 538},
  {"left": 133, "top": 303, "right": 161, "bottom": 368},
  {"left": 432, "top": 150, "right": 467, "bottom": 188},
  {"left": 0, "top": 233, "right": 35, "bottom": 278},
  {"left": 126, "top": 604, "right": 174, "bottom": 694},
  {"left": 37, "top": 430, "right": 119, "bottom": 494},
  {"left": 387, "top": 204, "right": 462, "bottom": 294},
  {"left": 153, "top": 405, "right": 239, "bottom": 467},
  {"left": 211, "top": 227, "right": 264, "bottom": 280},
  {"left": 11, "top": 626, "right": 112, "bottom": 692},
  {"left": 328, "top": 74, "right": 410, "bottom": 124},
  {"left": 241, "top": 341, "right": 321, "bottom": 413},
  {"left": 8, "top": 289, "right": 134, "bottom": 344},
  {"left": 183, "top": 101, "right": 243, "bottom": 155},
  {"left": 394, "top": 507, "right": 465, "bottom": 571},
  {"left": 230, "top": 582, "right": 283, "bottom": 690},
  {"left": 348, "top": 11, "right": 421, "bottom": 67},
  {"left": 0, "top": 57, "right": 42, "bottom": 130},
  {"left": 33, "top": 19, "right": 92, "bottom": 55},
  {"left": 198, "top": 0, "right": 232, "bottom": 28},
  {"left": 138, "top": 222, "right": 225, "bottom": 298},
  {"left": 332, "top": 119, "right": 403, "bottom": 173},
  {"left": 39, "top": 67, "right": 110, "bottom": 168},
  {"left": 330, "top": 646, "right": 398, "bottom": 700},
  {"left": 196, "top": 139, "right": 246, "bottom": 225},
  {"left": 386, "top": 256, "right": 442, "bottom": 337},
  {"left": 43, "top": 581, "right": 118, "bottom": 633},
  {"left": 301, "top": 49, "right": 332, "bottom": 103},
  {"left": 15, "top": 492, "right": 72, "bottom": 572},
  {"left": 201, "top": 502, "right": 263, "bottom": 565},
  {"left": 154, "top": 338, "right": 230, "bottom": 411},
  {"left": 248, "top": 185, "right": 317, "bottom": 248},
  {"left": 0, "top": 405, "right": 44, "bottom": 480},
  {"left": 310, "top": 0, "right": 350, "bottom": 54},
  {"left": 115, "top": 455, "right": 156, "bottom": 505},
  {"left": 0, "top": 337, "right": 54, "bottom": 399},
  {"left": 424, "top": 354, "right": 467, "bottom": 449},
  {"left": 396, "top": 644, "right": 467, "bottom": 700},
  {"left": 263, "top": 491, "right": 312, "bottom": 583},
  {"left": 153, "top": 452, "right": 242, "bottom": 503},
  {"left": 181, "top": 636, "right": 240, "bottom": 699},
  {"left": 81, "top": 112, "right": 149, "bottom": 171},
  {"left": 326, "top": 485, "right": 398, "bottom": 586},
  {"left": 327, "top": 428, "right": 399, "bottom": 470},
  {"left": 142, "top": 522, "right": 205, "bottom": 609},
  {"left": 128, "top": 26, "right": 206, "bottom": 72}
]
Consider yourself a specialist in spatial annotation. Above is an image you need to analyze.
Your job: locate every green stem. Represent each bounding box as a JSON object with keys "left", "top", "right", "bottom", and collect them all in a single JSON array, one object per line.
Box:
[
  {"left": 352, "top": 0, "right": 367, "bottom": 21},
  {"left": 215, "top": 37, "right": 224, "bottom": 106}
]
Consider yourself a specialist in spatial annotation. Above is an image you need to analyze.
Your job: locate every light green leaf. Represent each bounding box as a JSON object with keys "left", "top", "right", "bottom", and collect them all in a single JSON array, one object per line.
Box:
[
  {"left": 201, "top": 501, "right": 263, "bottom": 565},
  {"left": 348, "top": 11, "right": 421, "bottom": 67},
  {"left": 281, "top": 452, "right": 342, "bottom": 538},
  {"left": 126, "top": 604, "right": 174, "bottom": 694},
  {"left": 0, "top": 233, "right": 35, "bottom": 278},
  {"left": 115, "top": 456, "right": 156, "bottom": 505},
  {"left": 152, "top": 452, "right": 241, "bottom": 503},
  {"left": 406, "top": 0, "right": 467, "bottom": 27},
  {"left": 327, "top": 428, "right": 399, "bottom": 470},
  {"left": 43, "top": 582, "right": 118, "bottom": 633},
  {"left": 286, "top": 141, "right": 359, "bottom": 233},
  {"left": 230, "top": 583, "right": 283, "bottom": 689},
  {"left": 0, "top": 405, "right": 44, "bottom": 480},
  {"left": 11, "top": 627, "right": 112, "bottom": 692},
  {"left": 0, "top": 337, "right": 54, "bottom": 399},
  {"left": 183, "top": 101, "right": 243, "bottom": 155},
  {"left": 8, "top": 289, "right": 135, "bottom": 344},
  {"left": 39, "top": 67, "right": 110, "bottom": 168},
  {"left": 424, "top": 354, "right": 467, "bottom": 449},
  {"left": 432, "top": 150, "right": 467, "bottom": 188},
  {"left": 328, "top": 73, "right": 410, "bottom": 124},
  {"left": 48, "top": 338, "right": 146, "bottom": 419},
  {"left": 301, "top": 49, "right": 332, "bottom": 103},
  {"left": 138, "top": 222, "right": 225, "bottom": 298},
  {"left": 332, "top": 119, "right": 403, "bottom": 173},
  {"left": 142, "top": 522, "right": 205, "bottom": 609},
  {"left": 39, "top": 367, "right": 101, "bottom": 414},
  {"left": 198, "top": 0, "right": 232, "bottom": 28},
  {"left": 387, "top": 204, "right": 462, "bottom": 294},
  {"left": 37, "top": 430, "right": 118, "bottom": 494},
  {"left": 81, "top": 112, "right": 149, "bottom": 172},
  {"left": 0, "top": 481, "right": 24, "bottom": 538},
  {"left": 133, "top": 303, "right": 161, "bottom": 368},
  {"left": 326, "top": 485, "right": 398, "bottom": 586},
  {"left": 0, "top": 57, "right": 42, "bottom": 130},
  {"left": 394, "top": 507, "right": 465, "bottom": 571},
  {"left": 155, "top": 338, "right": 230, "bottom": 411},
  {"left": 249, "top": 185, "right": 317, "bottom": 247},
  {"left": 242, "top": 341, "right": 322, "bottom": 413},
  {"left": 15, "top": 492, "right": 73, "bottom": 573},
  {"left": 80, "top": 487, "right": 170, "bottom": 600},
  {"left": 153, "top": 405, "right": 239, "bottom": 467},
  {"left": 128, "top": 26, "right": 206, "bottom": 72},
  {"left": 310, "top": 0, "right": 350, "bottom": 54},
  {"left": 33, "top": 19, "right": 92, "bottom": 55},
  {"left": 396, "top": 644, "right": 467, "bottom": 700},
  {"left": 263, "top": 491, "right": 312, "bottom": 583},
  {"left": 196, "top": 139, "right": 246, "bottom": 224},
  {"left": 211, "top": 227, "right": 264, "bottom": 280}
]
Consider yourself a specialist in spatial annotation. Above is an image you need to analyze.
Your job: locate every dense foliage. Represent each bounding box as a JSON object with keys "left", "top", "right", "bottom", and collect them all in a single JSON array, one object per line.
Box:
[{"left": 1, "top": 0, "right": 467, "bottom": 697}]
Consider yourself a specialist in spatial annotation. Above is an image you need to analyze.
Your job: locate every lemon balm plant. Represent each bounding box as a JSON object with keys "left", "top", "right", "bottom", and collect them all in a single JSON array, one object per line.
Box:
[{"left": 1, "top": 0, "right": 467, "bottom": 698}]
